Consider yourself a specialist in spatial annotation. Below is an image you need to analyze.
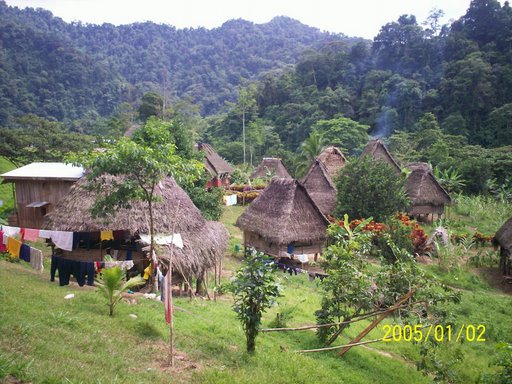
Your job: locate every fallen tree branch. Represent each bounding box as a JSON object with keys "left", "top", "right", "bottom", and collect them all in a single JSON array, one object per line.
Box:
[{"left": 259, "top": 302, "right": 418, "bottom": 333}]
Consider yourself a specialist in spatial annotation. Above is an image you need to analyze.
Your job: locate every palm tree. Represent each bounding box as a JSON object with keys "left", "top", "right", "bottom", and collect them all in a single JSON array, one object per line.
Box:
[
  {"left": 295, "top": 131, "right": 327, "bottom": 178},
  {"left": 95, "top": 266, "right": 145, "bottom": 316}
]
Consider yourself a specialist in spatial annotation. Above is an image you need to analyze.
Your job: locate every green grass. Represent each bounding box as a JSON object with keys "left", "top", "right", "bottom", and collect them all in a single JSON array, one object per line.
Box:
[
  {"left": 444, "top": 194, "right": 512, "bottom": 235},
  {"left": 1, "top": 204, "right": 511, "bottom": 383},
  {"left": 0, "top": 156, "right": 16, "bottom": 222}
]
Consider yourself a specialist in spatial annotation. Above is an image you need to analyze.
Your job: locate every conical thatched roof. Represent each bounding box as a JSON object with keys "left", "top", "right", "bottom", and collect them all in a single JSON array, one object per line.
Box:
[
  {"left": 250, "top": 157, "right": 291, "bottom": 179},
  {"left": 197, "top": 143, "right": 234, "bottom": 177},
  {"left": 316, "top": 146, "right": 346, "bottom": 180},
  {"left": 495, "top": 217, "right": 512, "bottom": 250},
  {"left": 361, "top": 139, "right": 401, "bottom": 173},
  {"left": 301, "top": 160, "right": 337, "bottom": 215},
  {"left": 42, "top": 176, "right": 228, "bottom": 275},
  {"left": 405, "top": 163, "right": 451, "bottom": 206},
  {"left": 236, "top": 178, "right": 329, "bottom": 244}
]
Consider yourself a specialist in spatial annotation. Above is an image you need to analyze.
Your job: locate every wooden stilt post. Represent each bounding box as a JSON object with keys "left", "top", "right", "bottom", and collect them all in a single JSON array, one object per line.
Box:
[{"left": 338, "top": 289, "right": 415, "bottom": 357}]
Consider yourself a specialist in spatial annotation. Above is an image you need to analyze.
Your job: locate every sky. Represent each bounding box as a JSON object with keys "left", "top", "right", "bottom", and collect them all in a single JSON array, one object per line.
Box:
[{"left": 5, "top": 0, "right": 475, "bottom": 39}]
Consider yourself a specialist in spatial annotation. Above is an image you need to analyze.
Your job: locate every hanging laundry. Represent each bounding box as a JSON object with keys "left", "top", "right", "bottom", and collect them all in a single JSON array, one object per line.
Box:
[
  {"left": 23, "top": 228, "right": 40, "bottom": 242},
  {"left": 100, "top": 230, "right": 114, "bottom": 241},
  {"left": 19, "top": 243, "right": 31, "bottom": 263},
  {"left": 50, "top": 231, "right": 74, "bottom": 251},
  {"left": 113, "top": 230, "right": 125, "bottom": 241},
  {"left": 104, "top": 260, "right": 134, "bottom": 270},
  {"left": 0, "top": 231, "right": 6, "bottom": 252},
  {"left": 73, "top": 232, "right": 91, "bottom": 250},
  {"left": 7, "top": 237, "right": 22, "bottom": 257},
  {"left": 163, "top": 271, "right": 172, "bottom": 324},
  {"left": 139, "top": 233, "right": 184, "bottom": 249},
  {"left": 297, "top": 254, "right": 309, "bottom": 264},
  {"left": 29, "top": 247, "right": 44, "bottom": 272},
  {"left": 143, "top": 264, "right": 152, "bottom": 280},
  {"left": 50, "top": 255, "right": 95, "bottom": 287},
  {"left": 2, "top": 225, "right": 20, "bottom": 238},
  {"left": 39, "top": 230, "right": 52, "bottom": 239}
]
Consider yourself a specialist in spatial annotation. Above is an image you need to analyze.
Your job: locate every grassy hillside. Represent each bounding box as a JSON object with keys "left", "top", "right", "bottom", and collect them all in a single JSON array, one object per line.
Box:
[
  {"left": 0, "top": 157, "right": 15, "bottom": 223},
  {"left": 1, "top": 203, "right": 511, "bottom": 383}
]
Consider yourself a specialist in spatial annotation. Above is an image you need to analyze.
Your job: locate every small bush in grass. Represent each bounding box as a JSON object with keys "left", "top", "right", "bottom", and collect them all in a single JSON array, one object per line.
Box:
[{"left": 230, "top": 248, "right": 281, "bottom": 353}]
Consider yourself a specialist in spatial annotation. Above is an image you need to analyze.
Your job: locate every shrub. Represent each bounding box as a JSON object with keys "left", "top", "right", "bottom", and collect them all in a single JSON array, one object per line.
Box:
[
  {"left": 230, "top": 248, "right": 281, "bottom": 353},
  {"left": 335, "top": 157, "right": 409, "bottom": 222}
]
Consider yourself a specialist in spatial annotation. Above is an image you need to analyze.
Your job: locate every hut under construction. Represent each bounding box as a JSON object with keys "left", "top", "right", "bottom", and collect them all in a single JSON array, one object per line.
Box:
[
  {"left": 236, "top": 178, "right": 329, "bottom": 259},
  {"left": 494, "top": 217, "right": 512, "bottom": 276},
  {"left": 361, "top": 139, "right": 401, "bottom": 173},
  {"left": 42, "top": 175, "right": 229, "bottom": 287},
  {"left": 302, "top": 146, "right": 346, "bottom": 215},
  {"left": 405, "top": 163, "right": 451, "bottom": 222},
  {"left": 251, "top": 157, "right": 291, "bottom": 180},
  {"left": 197, "top": 143, "right": 234, "bottom": 188},
  {"left": 0, "top": 162, "right": 84, "bottom": 228}
]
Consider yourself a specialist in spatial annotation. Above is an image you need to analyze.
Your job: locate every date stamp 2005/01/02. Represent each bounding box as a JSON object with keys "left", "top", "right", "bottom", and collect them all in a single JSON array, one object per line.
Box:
[{"left": 381, "top": 324, "right": 486, "bottom": 343}]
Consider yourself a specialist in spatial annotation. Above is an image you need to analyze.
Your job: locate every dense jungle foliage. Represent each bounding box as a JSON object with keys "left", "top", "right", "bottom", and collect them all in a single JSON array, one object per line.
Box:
[{"left": 1, "top": 0, "right": 512, "bottom": 196}]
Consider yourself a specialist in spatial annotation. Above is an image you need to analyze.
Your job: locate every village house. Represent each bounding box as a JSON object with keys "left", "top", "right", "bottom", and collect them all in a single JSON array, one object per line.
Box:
[{"left": 1, "top": 162, "right": 84, "bottom": 228}]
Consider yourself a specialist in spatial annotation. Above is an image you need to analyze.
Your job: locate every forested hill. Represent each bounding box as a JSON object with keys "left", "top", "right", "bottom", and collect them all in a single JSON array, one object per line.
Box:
[{"left": 0, "top": 1, "right": 355, "bottom": 124}]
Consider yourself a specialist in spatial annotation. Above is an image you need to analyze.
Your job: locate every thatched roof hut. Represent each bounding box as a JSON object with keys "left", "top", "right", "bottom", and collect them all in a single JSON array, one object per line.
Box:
[
  {"left": 361, "top": 139, "right": 401, "bottom": 173},
  {"left": 316, "top": 146, "right": 346, "bottom": 180},
  {"left": 251, "top": 157, "right": 291, "bottom": 179},
  {"left": 301, "top": 160, "right": 337, "bottom": 215},
  {"left": 236, "top": 178, "right": 329, "bottom": 258},
  {"left": 495, "top": 217, "right": 512, "bottom": 275},
  {"left": 42, "top": 176, "right": 228, "bottom": 276},
  {"left": 197, "top": 143, "right": 234, "bottom": 178},
  {"left": 405, "top": 163, "right": 451, "bottom": 221}
]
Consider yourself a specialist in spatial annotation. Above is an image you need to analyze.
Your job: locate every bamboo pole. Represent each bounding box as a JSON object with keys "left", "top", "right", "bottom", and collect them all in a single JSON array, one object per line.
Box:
[
  {"left": 168, "top": 200, "right": 181, "bottom": 367},
  {"left": 338, "top": 289, "right": 415, "bottom": 357},
  {"left": 295, "top": 322, "right": 434, "bottom": 354},
  {"left": 259, "top": 303, "right": 412, "bottom": 332},
  {"left": 296, "top": 337, "right": 389, "bottom": 354}
]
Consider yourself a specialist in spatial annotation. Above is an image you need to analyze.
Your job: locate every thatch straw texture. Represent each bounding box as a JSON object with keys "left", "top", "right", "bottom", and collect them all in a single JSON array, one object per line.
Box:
[
  {"left": 495, "top": 217, "right": 512, "bottom": 250},
  {"left": 42, "top": 176, "right": 228, "bottom": 275},
  {"left": 316, "top": 146, "right": 346, "bottom": 180},
  {"left": 405, "top": 163, "right": 451, "bottom": 207},
  {"left": 301, "top": 160, "right": 337, "bottom": 215},
  {"left": 361, "top": 139, "right": 401, "bottom": 173},
  {"left": 198, "top": 143, "right": 234, "bottom": 177},
  {"left": 236, "top": 178, "right": 329, "bottom": 244},
  {"left": 250, "top": 158, "right": 291, "bottom": 179}
]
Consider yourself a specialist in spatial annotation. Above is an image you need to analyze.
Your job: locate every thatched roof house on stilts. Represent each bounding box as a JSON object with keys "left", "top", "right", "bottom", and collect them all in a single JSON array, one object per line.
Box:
[
  {"left": 302, "top": 146, "right": 346, "bottom": 215},
  {"left": 250, "top": 157, "right": 292, "bottom": 179},
  {"left": 43, "top": 176, "right": 228, "bottom": 291},
  {"left": 236, "top": 178, "right": 329, "bottom": 260},
  {"left": 495, "top": 218, "right": 512, "bottom": 276},
  {"left": 361, "top": 139, "right": 401, "bottom": 173},
  {"left": 405, "top": 163, "right": 451, "bottom": 222}
]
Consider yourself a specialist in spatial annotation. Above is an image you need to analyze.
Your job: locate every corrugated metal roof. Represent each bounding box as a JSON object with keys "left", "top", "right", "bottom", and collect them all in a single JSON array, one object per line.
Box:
[{"left": 0, "top": 162, "right": 84, "bottom": 181}]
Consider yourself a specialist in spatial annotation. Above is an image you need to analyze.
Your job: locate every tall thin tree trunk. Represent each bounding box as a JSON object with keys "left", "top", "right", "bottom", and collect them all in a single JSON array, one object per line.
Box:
[{"left": 242, "top": 109, "right": 246, "bottom": 165}]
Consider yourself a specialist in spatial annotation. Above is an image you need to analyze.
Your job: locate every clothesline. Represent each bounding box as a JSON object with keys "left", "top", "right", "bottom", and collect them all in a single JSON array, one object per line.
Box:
[
  {"left": 0, "top": 229, "right": 44, "bottom": 272},
  {"left": 0, "top": 225, "right": 129, "bottom": 251}
]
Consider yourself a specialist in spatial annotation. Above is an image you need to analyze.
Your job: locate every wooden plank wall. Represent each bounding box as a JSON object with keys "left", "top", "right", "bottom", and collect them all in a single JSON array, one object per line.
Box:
[{"left": 13, "top": 180, "right": 75, "bottom": 228}]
